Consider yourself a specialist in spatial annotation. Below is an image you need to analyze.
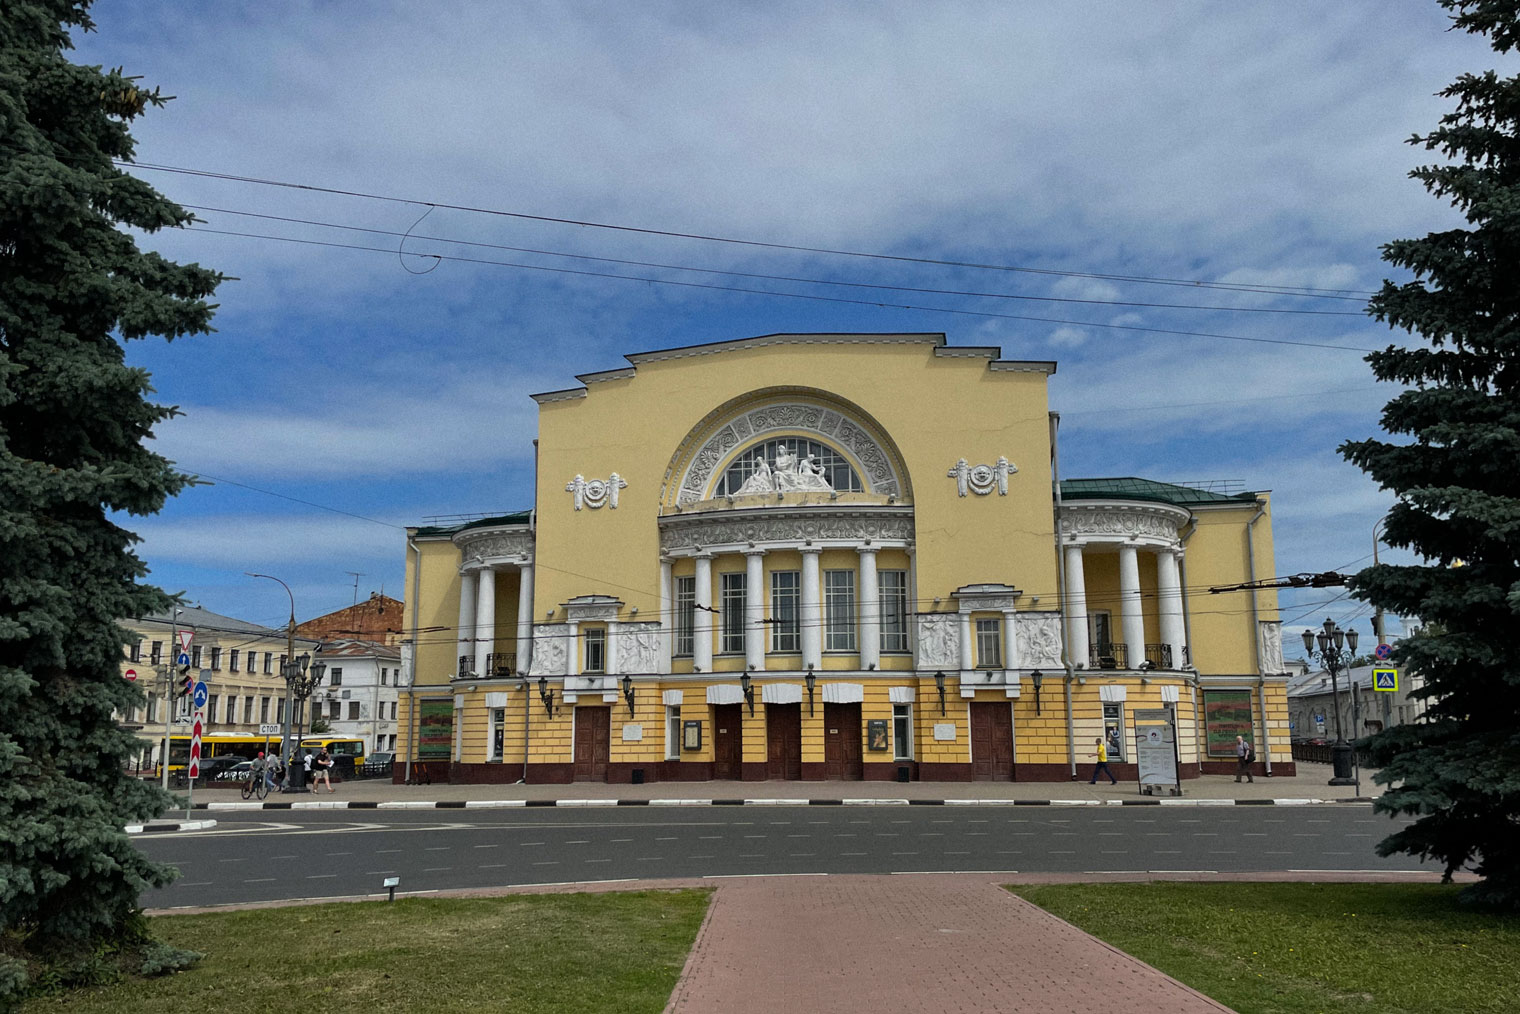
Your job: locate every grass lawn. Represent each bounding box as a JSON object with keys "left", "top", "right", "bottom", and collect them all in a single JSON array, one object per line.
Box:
[
  {"left": 23, "top": 890, "right": 710, "bottom": 1014},
  {"left": 1010, "top": 882, "right": 1519, "bottom": 1014}
]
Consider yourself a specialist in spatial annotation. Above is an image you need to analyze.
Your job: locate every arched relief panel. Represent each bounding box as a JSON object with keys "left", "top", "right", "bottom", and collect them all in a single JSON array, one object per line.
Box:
[{"left": 660, "top": 387, "right": 912, "bottom": 509}]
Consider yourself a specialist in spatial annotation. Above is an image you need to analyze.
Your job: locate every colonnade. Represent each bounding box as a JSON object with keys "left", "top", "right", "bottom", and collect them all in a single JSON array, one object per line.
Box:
[
  {"left": 456, "top": 563, "right": 534, "bottom": 677},
  {"left": 1063, "top": 543, "right": 1185, "bottom": 669}
]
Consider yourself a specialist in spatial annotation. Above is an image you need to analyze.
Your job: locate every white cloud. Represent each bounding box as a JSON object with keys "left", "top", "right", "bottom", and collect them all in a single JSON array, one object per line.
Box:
[
  {"left": 130, "top": 515, "right": 402, "bottom": 569},
  {"left": 1047, "top": 325, "right": 1089, "bottom": 348}
]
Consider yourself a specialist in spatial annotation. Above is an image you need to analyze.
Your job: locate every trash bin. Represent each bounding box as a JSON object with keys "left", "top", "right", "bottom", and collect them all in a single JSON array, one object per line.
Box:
[
  {"left": 896, "top": 765, "right": 911, "bottom": 783},
  {"left": 631, "top": 768, "right": 645, "bottom": 785}
]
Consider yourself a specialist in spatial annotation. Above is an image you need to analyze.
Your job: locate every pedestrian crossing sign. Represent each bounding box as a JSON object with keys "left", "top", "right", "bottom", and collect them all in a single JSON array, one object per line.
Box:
[{"left": 1372, "top": 668, "right": 1398, "bottom": 692}]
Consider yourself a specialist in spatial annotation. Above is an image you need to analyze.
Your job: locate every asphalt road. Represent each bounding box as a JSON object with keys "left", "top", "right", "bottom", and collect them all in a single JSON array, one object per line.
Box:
[{"left": 136, "top": 806, "right": 1426, "bottom": 909}]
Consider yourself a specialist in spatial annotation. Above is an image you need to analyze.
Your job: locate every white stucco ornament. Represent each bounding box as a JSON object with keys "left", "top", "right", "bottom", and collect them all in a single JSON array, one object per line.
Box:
[
  {"left": 566, "top": 473, "right": 627, "bottom": 510},
  {"left": 734, "top": 445, "right": 834, "bottom": 495},
  {"left": 948, "top": 456, "right": 1016, "bottom": 496}
]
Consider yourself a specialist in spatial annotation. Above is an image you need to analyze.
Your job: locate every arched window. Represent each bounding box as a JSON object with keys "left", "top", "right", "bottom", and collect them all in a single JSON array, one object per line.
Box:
[{"left": 715, "top": 438, "right": 863, "bottom": 496}]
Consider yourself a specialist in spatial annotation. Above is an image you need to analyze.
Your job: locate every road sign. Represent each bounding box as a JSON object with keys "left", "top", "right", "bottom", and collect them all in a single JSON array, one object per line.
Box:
[
  {"left": 188, "top": 715, "right": 204, "bottom": 778},
  {"left": 177, "top": 629, "right": 194, "bottom": 652},
  {"left": 192, "top": 680, "right": 208, "bottom": 709},
  {"left": 176, "top": 652, "right": 191, "bottom": 668},
  {"left": 259, "top": 723, "right": 282, "bottom": 735},
  {"left": 1374, "top": 643, "right": 1392, "bottom": 660},
  {"left": 124, "top": 668, "right": 137, "bottom": 681},
  {"left": 1373, "top": 668, "right": 1399, "bottom": 692}
]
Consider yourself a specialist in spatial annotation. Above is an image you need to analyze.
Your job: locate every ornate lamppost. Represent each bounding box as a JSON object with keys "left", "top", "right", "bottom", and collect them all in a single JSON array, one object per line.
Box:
[
  {"left": 284, "top": 653, "right": 327, "bottom": 793},
  {"left": 1301, "top": 617, "right": 1359, "bottom": 786}
]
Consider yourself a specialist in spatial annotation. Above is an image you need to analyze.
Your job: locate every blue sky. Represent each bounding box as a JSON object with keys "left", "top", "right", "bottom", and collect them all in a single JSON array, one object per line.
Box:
[{"left": 72, "top": 2, "right": 1504, "bottom": 652}]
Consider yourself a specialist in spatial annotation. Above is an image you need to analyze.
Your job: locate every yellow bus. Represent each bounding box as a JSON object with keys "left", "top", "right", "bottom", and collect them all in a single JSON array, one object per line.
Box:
[{"left": 299, "top": 737, "right": 366, "bottom": 766}]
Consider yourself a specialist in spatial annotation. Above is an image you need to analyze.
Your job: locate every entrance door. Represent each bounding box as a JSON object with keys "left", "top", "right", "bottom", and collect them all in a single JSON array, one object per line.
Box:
[
  {"left": 969, "top": 702, "right": 1014, "bottom": 781},
  {"left": 572, "top": 706, "right": 611, "bottom": 781},
  {"left": 765, "top": 703, "right": 802, "bottom": 780},
  {"left": 823, "top": 702, "right": 863, "bottom": 780},
  {"left": 713, "top": 703, "right": 743, "bottom": 780}
]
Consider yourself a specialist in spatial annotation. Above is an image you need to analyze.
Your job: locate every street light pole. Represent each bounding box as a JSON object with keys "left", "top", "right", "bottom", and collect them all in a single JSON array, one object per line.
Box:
[
  {"left": 1302, "top": 617, "right": 1359, "bottom": 786},
  {"left": 248, "top": 572, "right": 301, "bottom": 788},
  {"left": 1372, "top": 516, "right": 1388, "bottom": 646}
]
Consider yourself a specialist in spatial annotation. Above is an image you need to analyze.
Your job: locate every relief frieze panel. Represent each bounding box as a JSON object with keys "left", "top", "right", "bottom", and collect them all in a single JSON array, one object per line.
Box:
[{"left": 659, "top": 510, "right": 914, "bottom": 552}]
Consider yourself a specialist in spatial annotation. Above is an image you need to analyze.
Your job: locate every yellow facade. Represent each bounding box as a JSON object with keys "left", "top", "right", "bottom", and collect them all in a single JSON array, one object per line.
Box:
[{"left": 399, "top": 334, "right": 1292, "bottom": 784}]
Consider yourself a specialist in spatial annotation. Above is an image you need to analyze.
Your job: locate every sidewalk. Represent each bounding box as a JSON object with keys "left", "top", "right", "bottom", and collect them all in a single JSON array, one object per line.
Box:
[
  {"left": 665, "top": 874, "right": 1236, "bottom": 1014},
  {"left": 182, "top": 760, "right": 1377, "bottom": 808}
]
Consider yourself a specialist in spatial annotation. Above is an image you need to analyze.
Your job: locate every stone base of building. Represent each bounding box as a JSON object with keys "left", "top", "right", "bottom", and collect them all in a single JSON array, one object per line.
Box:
[{"left": 1199, "top": 760, "right": 1296, "bottom": 778}]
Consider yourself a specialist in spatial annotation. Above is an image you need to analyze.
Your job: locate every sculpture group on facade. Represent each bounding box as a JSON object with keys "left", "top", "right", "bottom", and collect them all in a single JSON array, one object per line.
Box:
[{"left": 735, "top": 445, "right": 835, "bottom": 495}]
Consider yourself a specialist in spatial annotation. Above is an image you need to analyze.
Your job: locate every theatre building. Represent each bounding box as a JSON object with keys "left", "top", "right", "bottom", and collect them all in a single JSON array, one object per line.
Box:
[{"left": 400, "top": 333, "right": 1294, "bottom": 783}]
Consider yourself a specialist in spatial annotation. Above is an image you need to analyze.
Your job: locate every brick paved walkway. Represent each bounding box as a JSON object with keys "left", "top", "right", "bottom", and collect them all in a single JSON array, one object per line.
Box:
[{"left": 664, "top": 874, "right": 1235, "bottom": 1014}]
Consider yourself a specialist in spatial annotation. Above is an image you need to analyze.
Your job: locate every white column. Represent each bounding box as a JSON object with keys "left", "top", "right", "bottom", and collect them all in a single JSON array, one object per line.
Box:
[
  {"left": 515, "top": 563, "right": 534, "bottom": 675},
  {"left": 659, "top": 558, "right": 674, "bottom": 673},
  {"left": 693, "top": 554, "right": 714, "bottom": 672},
  {"left": 456, "top": 568, "right": 477, "bottom": 676},
  {"left": 1118, "top": 544, "right": 1144, "bottom": 669},
  {"left": 958, "top": 610, "right": 974, "bottom": 672},
  {"left": 1064, "top": 545, "right": 1089, "bottom": 669},
  {"left": 1002, "top": 609, "right": 1018, "bottom": 672},
  {"left": 1157, "top": 548, "right": 1185, "bottom": 668},
  {"left": 475, "top": 567, "right": 496, "bottom": 676},
  {"left": 857, "top": 547, "right": 879, "bottom": 671},
  {"left": 744, "top": 549, "right": 766, "bottom": 672},
  {"left": 565, "top": 620, "right": 580, "bottom": 677},
  {"left": 801, "top": 547, "right": 823, "bottom": 670}
]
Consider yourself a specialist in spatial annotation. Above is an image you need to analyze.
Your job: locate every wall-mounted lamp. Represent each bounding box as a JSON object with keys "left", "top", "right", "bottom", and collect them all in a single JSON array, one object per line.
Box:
[
  {"left": 630, "top": 607, "right": 638, "bottom": 616},
  {"left": 1030, "top": 670, "right": 1043, "bottom": 715},
  {"left": 545, "top": 609, "right": 555, "bottom": 620},
  {"left": 1077, "top": 676, "right": 1087, "bottom": 685},
  {"left": 693, "top": 664, "right": 702, "bottom": 673},
  {"left": 804, "top": 667, "right": 816, "bottom": 716},
  {"left": 740, "top": 671, "right": 755, "bottom": 716},
  {"left": 537, "top": 674, "right": 555, "bottom": 716},
  {"left": 621, "top": 673, "right": 636, "bottom": 715},
  {"left": 934, "top": 670, "right": 947, "bottom": 715},
  {"left": 867, "top": 663, "right": 876, "bottom": 671},
  {"left": 1140, "top": 676, "right": 1152, "bottom": 685}
]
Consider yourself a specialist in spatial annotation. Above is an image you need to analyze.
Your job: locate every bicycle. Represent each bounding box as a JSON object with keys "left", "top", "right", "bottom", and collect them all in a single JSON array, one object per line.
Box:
[{"left": 240, "top": 770, "right": 269, "bottom": 800}]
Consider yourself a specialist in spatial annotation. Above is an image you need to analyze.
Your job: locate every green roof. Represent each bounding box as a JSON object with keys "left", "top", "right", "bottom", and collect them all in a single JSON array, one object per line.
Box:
[
  {"left": 413, "top": 511, "right": 532, "bottom": 537},
  {"left": 1060, "top": 477, "right": 1260, "bottom": 507}
]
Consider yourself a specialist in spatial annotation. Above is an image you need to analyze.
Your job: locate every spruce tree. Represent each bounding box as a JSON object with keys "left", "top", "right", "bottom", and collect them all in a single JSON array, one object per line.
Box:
[
  {"left": 0, "top": 0, "right": 223, "bottom": 996},
  {"left": 1343, "top": 0, "right": 1520, "bottom": 908}
]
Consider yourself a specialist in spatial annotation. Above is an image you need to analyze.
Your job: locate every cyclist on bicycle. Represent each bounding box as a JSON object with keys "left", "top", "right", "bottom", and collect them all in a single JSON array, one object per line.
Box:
[{"left": 249, "top": 752, "right": 266, "bottom": 790}]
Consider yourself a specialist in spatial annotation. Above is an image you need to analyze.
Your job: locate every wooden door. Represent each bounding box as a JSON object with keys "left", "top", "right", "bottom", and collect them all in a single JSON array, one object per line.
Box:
[
  {"left": 765, "top": 703, "right": 802, "bottom": 780},
  {"left": 969, "top": 702, "right": 1014, "bottom": 781},
  {"left": 713, "top": 703, "right": 743, "bottom": 780},
  {"left": 572, "top": 706, "right": 611, "bottom": 781},
  {"left": 823, "top": 702, "right": 863, "bottom": 780}
]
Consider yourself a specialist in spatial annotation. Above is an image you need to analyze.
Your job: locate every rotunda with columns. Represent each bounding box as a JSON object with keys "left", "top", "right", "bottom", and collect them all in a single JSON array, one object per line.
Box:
[{"left": 401, "top": 333, "right": 1294, "bottom": 783}]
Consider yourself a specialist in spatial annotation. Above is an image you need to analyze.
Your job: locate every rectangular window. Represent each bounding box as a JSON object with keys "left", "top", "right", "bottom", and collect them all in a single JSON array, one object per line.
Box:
[
  {"left": 674, "top": 576, "right": 696, "bottom": 657},
  {"left": 489, "top": 708, "right": 506, "bottom": 761},
  {"left": 277, "top": 698, "right": 286, "bottom": 723},
  {"left": 893, "top": 703, "right": 913, "bottom": 761},
  {"left": 259, "top": 697, "right": 270, "bottom": 723},
  {"left": 150, "top": 641, "right": 163, "bottom": 665},
  {"left": 191, "top": 645, "right": 203, "bottom": 668},
  {"left": 1103, "top": 702, "right": 1127, "bottom": 762},
  {"left": 270, "top": 654, "right": 280, "bottom": 675},
  {"left": 329, "top": 668, "right": 343, "bottom": 687},
  {"left": 206, "top": 695, "right": 218, "bottom": 724},
  {"left": 348, "top": 701, "right": 360, "bottom": 720},
  {"left": 243, "top": 696, "right": 255, "bottom": 724},
  {"left": 229, "top": 648, "right": 240, "bottom": 672},
  {"left": 975, "top": 618, "right": 1002, "bottom": 669},
  {"left": 129, "top": 641, "right": 142, "bottom": 662},
  {"left": 825, "top": 570, "right": 857, "bottom": 652},
  {"left": 326, "top": 700, "right": 338, "bottom": 720},
  {"left": 770, "top": 571, "right": 800, "bottom": 652},
  {"left": 210, "top": 647, "right": 222, "bottom": 671},
  {"left": 666, "top": 705, "right": 681, "bottom": 760},
  {"left": 584, "top": 628, "right": 606, "bottom": 673},
  {"left": 879, "top": 570, "right": 909, "bottom": 653},
  {"left": 389, "top": 701, "right": 397, "bottom": 720},
  {"left": 380, "top": 668, "right": 388, "bottom": 686},
  {"left": 720, "top": 573, "right": 746, "bottom": 654}
]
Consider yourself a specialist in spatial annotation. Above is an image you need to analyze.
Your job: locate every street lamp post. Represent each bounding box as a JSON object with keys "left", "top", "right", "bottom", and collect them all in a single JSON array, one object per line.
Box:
[
  {"left": 285, "top": 654, "right": 327, "bottom": 792},
  {"left": 247, "top": 572, "right": 326, "bottom": 791},
  {"left": 1301, "top": 617, "right": 1359, "bottom": 786}
]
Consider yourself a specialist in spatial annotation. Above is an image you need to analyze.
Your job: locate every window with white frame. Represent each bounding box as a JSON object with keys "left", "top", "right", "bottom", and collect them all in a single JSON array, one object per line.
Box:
[
  {"left": 666, "top": 705, "right": 681, "bottom": 759},
  {"left": 348, "top": 701, "right": 359, "bottom": 720},
  {"left": 1103, "top": 702, "right": 1126, "bottom": 761},
  {"left": 129, "top": 641, "right": 142, "bottom": 662},
  {"left": 720, "top": 573, "right": 746, "bottom": 654},
  {"left": 206, "top": 695, "right": 218, "bottom": 724},
  {"left": 584, "top": 627, "right": 606, "bottom": 673},
  {"left": 975, "top": 618, "right": 1002, "bottom": 668},
  {"left": 149, "top": 641, "right": 163, "bottom": 665},
  {"left": 229, "top": 648, "right": 240, "bottom": 672},
  {"left": 329, "top": 668, "right": 343, "bottom": 686},
  {"left": 770, "top": 571, "right": 800, "bottom": 652},
  {"left": 243, "top": 695, "right": 254, "bottom": 723},
  {"left": 210, "top": 647, "right": 222, "bottom": 671},
  {"left": 263, "top": 653, "right": 273, "bottom": 675},
  {"left": 329, "top": 700, "right": 341, "bottom": 720},
  {"left": 191, "top": 645, "right": 202, "bottom": 668},
  {"left": 259, "top": 697, "right": 270, "bottom": 723},
  {"left": 879, "top": 570, "right": 909, "bottom": 652},
  {"left": 489, "top": 708, "right": 506, "bottom": 760},
  {"left": 893, "top": 703, "right": 913, "bottom": 760},
  {"left": 825, "top": 570, "right": 857, "bottom": 651},
  {"left": 674, "top": 576, "right": 695, "bottom": 657},
  {"left": 380, "top": 667, "right": 388, "bottom": 686}
]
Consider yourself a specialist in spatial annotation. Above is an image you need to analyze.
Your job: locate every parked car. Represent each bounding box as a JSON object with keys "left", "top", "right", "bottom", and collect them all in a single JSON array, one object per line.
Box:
[
  {"left": 193, "top": 755, "right": 245, "bottom": 779},
  {"left": 213, "top": 760, "right": 254, "bottom": 781},
  {"left": 368, "top": 751, "right": 395, "bottom": 768}
]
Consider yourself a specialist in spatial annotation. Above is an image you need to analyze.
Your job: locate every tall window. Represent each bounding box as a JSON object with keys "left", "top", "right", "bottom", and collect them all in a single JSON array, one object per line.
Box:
[
  {"left": 893, "top": 703, "right": 913, "bottom": 761},
  {"left": 879, "top": 570, "right": 909, "bottom": 653},
  {"left": 150, "top": 641, "right": 163, "bottom": 665},
  {"left": 191, "top": 645, "right": 203, "bottom": 668},
  {"left": 489, "top": 708, "right": 506, "bottom": 761},
  {"left": 584, "top": 628, "right": 606, "bottom": 673},
  {"left": 277, "top": 698, "right": 286, "bottom": 723},
  {"left": 243, "top": 696, "right": 254, "bottom": 723},
  {"left": 380, "top": 668, "right": 388, "bottom": 686},
  {"left": 129, "top": 641, "right": 141, "bottom": 662},
  {"left": 229, "top": 648, "right": 240, "bottom": 672},
  {"left": 329, "top": 668, "right": 343, "bottom": 687},
  {"left": 665, "top": 705, "right": 681, "bottom": 760},
  {"left": 1103, "top": 702, "right": 1126, "bottom": 761},
  {"left": 206, "top": 695, "right": 218, "bottom": 724},
  {"left": 720, "top": 573, "right": 746, "bottom": 654},
  {"left": 975, "top": 618, "right": 1002, "bottom": 668},
  {"left": 259, "top": 697, "right": 270, "bottom": 723},
  {"left": 348, "top": 701, "right": 360, "bottom": 720},
  {"left": 825, "top": 570, "right": 857, "bottom": 651},
  {"left": 210, "top": 647, "right": 222, "bottom": 670},
  {"left": 770, "top": 571, "right": 800, "bottom": 652},
  {"left": 674, "top": 576, "right": 696, "bottom": 657}
]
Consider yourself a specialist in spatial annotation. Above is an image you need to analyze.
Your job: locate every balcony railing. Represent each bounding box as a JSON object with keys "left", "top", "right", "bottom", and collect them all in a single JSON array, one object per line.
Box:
[
  {"left": 486, "top": 652, "right": 516, "bottom": 677},
  {"left": 1144, "top": 643, "right": 1173, "bottom": 669},
  {"left": 457, "top": 654, "right": 475, "bottom": 676},
  {"left": 1089, "top": 643, "right": 1127, "bottom": 669}
]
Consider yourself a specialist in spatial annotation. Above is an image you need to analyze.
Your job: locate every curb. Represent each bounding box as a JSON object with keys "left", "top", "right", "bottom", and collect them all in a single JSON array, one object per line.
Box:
[
  {"left": 192, "top": 797, "right": 1376, "bottom": 811},
  {"left": 125, "top": 819, "right": 218, "bottom": 834}
]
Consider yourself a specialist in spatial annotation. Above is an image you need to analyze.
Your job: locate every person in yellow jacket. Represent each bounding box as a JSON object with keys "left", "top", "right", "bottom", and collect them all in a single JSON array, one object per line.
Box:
[{"left": 1088, "top": 737, "right": 1117, "bottom": 785}]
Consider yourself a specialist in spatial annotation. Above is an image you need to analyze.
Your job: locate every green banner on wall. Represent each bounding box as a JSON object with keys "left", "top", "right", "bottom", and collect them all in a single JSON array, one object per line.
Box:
[
  {"left": 1203, "top": 689, "right": 1253, "bottom": 758},
  {"left": 417, "top": 698, "right": 454, "bottom": 760}
]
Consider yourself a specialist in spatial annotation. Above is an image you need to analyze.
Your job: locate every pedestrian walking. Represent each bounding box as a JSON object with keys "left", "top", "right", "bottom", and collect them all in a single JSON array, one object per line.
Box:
[
  {"left": 302, "top": 749, "right": 314, "bottom": 789},
  {"left": 1235, "top": 734, "right": 1255, "bottom": 783},
  {"left": 265, "top": 752, "right": 282, "bottom": 791},
  {"left": 1088, "top": 737, "right": 1117, "bottom": 785},
  {"left": 312, "top": 748, "right": 335, "bottom": 792}
]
